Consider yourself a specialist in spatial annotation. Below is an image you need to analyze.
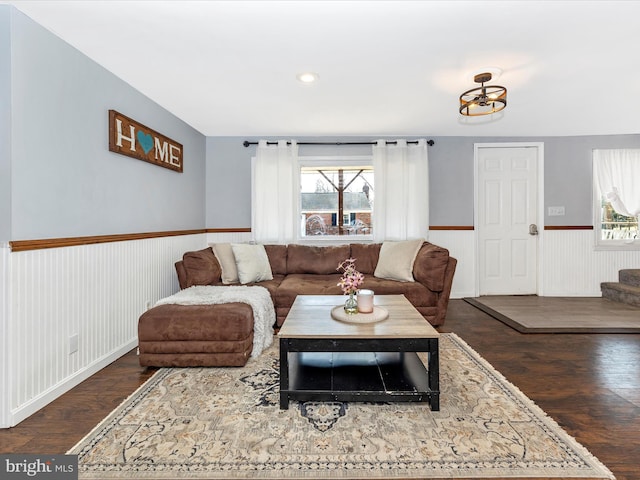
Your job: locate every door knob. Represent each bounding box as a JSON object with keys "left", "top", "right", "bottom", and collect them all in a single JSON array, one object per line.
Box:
[{"left": 529, "top": 224, "right": 539, "bottom": 236}]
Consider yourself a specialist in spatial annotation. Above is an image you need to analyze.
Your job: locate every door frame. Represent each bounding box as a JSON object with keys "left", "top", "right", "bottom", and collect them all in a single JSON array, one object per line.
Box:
[{"left": 473, "top": 142, "right": 545, "bottom": 297}]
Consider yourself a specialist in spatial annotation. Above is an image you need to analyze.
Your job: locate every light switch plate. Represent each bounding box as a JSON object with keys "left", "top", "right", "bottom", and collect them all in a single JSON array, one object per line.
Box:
[{"left": 548, "top": 206, "right": 565, "bottom": 216}]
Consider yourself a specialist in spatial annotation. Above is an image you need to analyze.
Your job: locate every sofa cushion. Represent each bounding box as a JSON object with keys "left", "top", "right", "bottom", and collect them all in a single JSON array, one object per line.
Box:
[
  {"left": 138, "top": 303, "right": 254, "bottom": 342},
  {"left": 175, "top": 260, "right": 188, "bottom": 290},
  {"left": 413, "top": 242, "right": 450, "bottom": 292},
  {"left": 212, "top": 243, "right": 239, "bottom": 284},
  {"left": 374, "top": 239, "right": 423, "bottom": 282},
  {"left": 264, "top": 244, "right": 288, "bottom": 275},
  {"left": 182, "top": 247, "right": 221, "bottom": 287},
  {"left": 242, "top": 275, "right": 284, "bottom": 299},
  {"left": 349, "top": 243, "right": 381, "bottom": 274},
  {"left": 231, "top": 243, "right": 273, "bottom": 284},
  {"left": 286, "top": 244, "right": 350, "bottom": 274},
  {"left": 275, "top": 274, "right": 343, "bottom": 309}
]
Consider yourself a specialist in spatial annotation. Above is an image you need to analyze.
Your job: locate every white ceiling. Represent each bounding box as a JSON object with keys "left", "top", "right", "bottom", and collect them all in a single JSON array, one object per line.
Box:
[{"left": 4, "top": 0, "right": 640, "bottom": 137}]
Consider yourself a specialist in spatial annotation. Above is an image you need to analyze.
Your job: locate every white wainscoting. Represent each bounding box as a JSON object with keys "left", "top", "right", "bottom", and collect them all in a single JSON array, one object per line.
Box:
[
  {"left": 0, "top": 243, "right": 10, "bottom": 428},
  {"left": 4, "top": 233, "right": 206, "bottom": 427},
  {"left": 431, "top": 229, "right": 640, "bottom": 298},
  {"left": 206, "top": 231, "right": 253, "bottom": 245},
  {"left": 427, "top": 230, "right": 475, "bottom": 299},
  {"left": 205, "top": 229, "right": 640, "bottom": 300},
  {"left": 541, "top": 229, "right": 640, "bottom": 296}
]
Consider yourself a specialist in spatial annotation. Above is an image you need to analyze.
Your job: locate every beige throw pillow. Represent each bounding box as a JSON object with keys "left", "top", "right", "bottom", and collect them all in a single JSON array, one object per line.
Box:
[
  {"left": 231, "top": 243, "right": 274, "bottom": 284},
  {"left": 212, "top": 243, "right": 239, "bottom": 284},
  {"left": 374, "top": 239, "right": 424, "bottom": 282}
]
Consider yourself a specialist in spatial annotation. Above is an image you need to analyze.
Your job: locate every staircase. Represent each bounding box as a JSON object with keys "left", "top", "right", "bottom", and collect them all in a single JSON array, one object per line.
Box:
[{"left": 601, "top": 269, "right": 640, "bottom": 307}]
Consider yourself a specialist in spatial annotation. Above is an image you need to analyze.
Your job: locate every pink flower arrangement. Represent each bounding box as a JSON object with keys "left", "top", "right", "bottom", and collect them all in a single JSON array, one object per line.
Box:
[{"left": 337, "top": 258, "right": 364, "bottom": 295}]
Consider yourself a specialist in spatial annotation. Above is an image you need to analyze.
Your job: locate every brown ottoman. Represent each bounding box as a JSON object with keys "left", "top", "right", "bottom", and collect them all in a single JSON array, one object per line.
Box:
[{"left": 138, "top": 302, "right": 254, "bottom": 367}]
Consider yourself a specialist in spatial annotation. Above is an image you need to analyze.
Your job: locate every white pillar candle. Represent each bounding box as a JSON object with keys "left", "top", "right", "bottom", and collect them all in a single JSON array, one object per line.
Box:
[{"left": 357, "top": 289, "right": 374, "bottom": 313}]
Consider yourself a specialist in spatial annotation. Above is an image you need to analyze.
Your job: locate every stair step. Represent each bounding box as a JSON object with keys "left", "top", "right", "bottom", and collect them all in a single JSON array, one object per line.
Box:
[
  {"left": 619, "top": 269, "right": 640, "bottom": 288},
  {"left": 601, "top": 282, "right": 640, "bottom": 308}
]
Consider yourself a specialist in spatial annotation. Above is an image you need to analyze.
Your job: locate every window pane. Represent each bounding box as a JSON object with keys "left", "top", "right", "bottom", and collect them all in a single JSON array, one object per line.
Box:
[
  {"left": 300, "top": 166, "right": 373, "bottom": 236},
  {"left": 600, "top": 198, "right": 639, "bottom": 241}
]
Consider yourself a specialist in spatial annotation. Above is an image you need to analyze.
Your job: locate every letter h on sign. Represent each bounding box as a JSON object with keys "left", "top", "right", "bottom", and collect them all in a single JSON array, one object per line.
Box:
[{"left": 115, "top": 119, "right": 136, "bottom": 152}]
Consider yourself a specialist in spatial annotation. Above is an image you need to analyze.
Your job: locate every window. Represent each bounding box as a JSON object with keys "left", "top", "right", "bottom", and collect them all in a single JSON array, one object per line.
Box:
[
  {"left": 593, "top": 149, "right": 640, "bottom": 248},
  {"left": 299, "top": 160, "right": 374, "bottom": 238},
  {"left": 252, "top": 140, "right": 428, "bottom": 244},
  {"left": 598, "top": 199, "right": 638, "bottom": 242}
]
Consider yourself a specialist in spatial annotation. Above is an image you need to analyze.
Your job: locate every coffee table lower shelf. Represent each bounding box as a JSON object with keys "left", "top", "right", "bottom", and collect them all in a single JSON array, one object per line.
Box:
[{"left": 279, "top": 348, "right": 439, "bottom": 410}]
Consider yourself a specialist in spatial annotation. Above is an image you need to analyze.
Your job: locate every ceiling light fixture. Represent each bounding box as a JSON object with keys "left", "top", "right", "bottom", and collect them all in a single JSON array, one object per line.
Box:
[
  {"left": 296, "top": 72, "right": 319, "bottom": 84},
  {"left": 459, "top": 72, "right": 507, "bottom": 116}
]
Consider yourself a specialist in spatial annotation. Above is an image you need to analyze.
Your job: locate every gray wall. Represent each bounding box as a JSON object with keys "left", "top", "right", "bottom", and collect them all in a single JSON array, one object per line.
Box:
[
  {"left": 206, "top": 134, "right": 640, "bottom": 230},
  {"left": 428, "top": 134, "right": 640, "bottom": 226},
  {"left": 6, "top": 4, "right": 637, "bottom": 239},
  {"left": 8, "top": 7, "right": 206, "bottom": 241},
  {"left": 0, "top": 7, "right": 10, "bottom": 242},
  {"left": 206, "top": 137, "right": 378, "bottom": 229},
  {"left": 542, "top": 134, "right": 640, "bottom": 226},
  {"left": 205, "top": 137, "right": 253, "bottom": 229}
]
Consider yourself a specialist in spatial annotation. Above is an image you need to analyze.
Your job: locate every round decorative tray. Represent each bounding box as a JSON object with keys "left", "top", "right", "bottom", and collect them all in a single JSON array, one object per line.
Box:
[{"left": 330, "top": 306, "right": 389, "bottom": 324}]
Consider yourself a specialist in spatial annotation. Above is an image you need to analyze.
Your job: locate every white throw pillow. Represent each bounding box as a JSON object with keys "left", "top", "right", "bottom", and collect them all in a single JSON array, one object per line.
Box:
[
  {"left": 212, "top": 243, "right": 239, "bottom": 284},
  {"left": 374, "top": 239, "right": 424, "bottom": 282},
  {"left": 231, "top": 243, "right": 274, "bottom": 284}
]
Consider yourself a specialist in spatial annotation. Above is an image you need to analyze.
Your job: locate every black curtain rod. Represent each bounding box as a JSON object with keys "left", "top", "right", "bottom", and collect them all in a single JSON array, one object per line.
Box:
[{"left": 243, "top": 139, "right": 434, "bottom": 148}]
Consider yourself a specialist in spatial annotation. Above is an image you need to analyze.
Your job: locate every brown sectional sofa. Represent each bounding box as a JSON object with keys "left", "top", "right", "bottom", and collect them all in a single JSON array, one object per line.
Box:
[
  {"left": 138, "top": 242, "right": 456, "bottom": 367},
  {"left": 176, "top": 242, "right": 456, "bottom": 328}
]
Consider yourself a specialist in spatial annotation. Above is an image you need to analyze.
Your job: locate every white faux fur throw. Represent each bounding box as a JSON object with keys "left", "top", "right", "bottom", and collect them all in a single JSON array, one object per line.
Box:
[{"left": 155, "top": 285, "right": 275, "bottom": 358}]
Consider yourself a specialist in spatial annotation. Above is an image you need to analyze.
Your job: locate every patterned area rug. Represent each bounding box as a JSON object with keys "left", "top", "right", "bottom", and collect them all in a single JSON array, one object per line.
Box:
[{"left": 68, "top": 334, "right": 614, "bottom": 479}]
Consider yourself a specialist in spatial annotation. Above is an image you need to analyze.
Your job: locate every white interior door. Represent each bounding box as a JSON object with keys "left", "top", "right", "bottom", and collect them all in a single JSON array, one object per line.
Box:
[{"left": 477, "top": 145, "right": 539, "bottom": 295}]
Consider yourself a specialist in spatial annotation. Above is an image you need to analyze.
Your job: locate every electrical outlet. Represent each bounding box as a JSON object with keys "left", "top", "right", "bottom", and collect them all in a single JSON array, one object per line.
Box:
[
  {"left": 69, "top": 334, "right": 79, "bottom": 354},
  {"left": 548, "top": 206, "right": 565, "bottom": 216}
]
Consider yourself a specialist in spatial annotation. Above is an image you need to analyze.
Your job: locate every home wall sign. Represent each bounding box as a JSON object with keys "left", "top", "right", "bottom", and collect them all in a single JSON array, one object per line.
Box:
[{"left": 108, "top": 110, "right": 183, "bottom": 173}]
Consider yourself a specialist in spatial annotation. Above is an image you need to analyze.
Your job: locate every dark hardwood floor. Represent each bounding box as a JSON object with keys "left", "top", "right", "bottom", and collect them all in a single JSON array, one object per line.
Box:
[{"left": 1, "top": 299, "right": 638, "bottom": 479}]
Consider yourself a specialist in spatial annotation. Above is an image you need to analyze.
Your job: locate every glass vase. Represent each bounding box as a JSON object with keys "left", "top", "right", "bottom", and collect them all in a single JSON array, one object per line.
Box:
[{"left": 344, "top": 292, "right": 358, "bottom": 314}]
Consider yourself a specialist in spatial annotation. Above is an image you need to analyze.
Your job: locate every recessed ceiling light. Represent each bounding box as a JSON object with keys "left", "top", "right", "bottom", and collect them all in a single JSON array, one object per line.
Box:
[{"left": 296, "top": 72, "right": 319, "bottom": 84}]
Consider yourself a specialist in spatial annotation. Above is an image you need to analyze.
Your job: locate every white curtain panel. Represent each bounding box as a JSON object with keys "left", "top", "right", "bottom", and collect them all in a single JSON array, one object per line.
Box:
[
  {"left": 372, "top": 139, "right": 429, "bottom": 242},
  {"left": 594, "top": 149, "right": 640, "bottom": 218},
  {"left": 252, "top": 140, "right": 299, "bottom": 244}
]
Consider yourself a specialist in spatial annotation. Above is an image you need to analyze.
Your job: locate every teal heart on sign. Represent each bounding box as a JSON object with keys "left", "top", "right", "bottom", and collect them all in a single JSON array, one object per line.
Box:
[{"left": 137, "top": 131, "right": 154, "bottom": 154}]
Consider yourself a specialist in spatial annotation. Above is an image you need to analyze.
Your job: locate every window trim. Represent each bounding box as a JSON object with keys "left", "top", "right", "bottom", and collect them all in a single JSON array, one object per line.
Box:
[{"left": 297, "top": 155, "right": 374, "bottom": 244}]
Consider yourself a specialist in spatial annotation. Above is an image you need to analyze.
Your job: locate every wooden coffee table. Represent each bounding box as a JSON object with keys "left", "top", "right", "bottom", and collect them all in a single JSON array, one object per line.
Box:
[{"left": 278, "top": 295, "right": 440, "bottom": 410}]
